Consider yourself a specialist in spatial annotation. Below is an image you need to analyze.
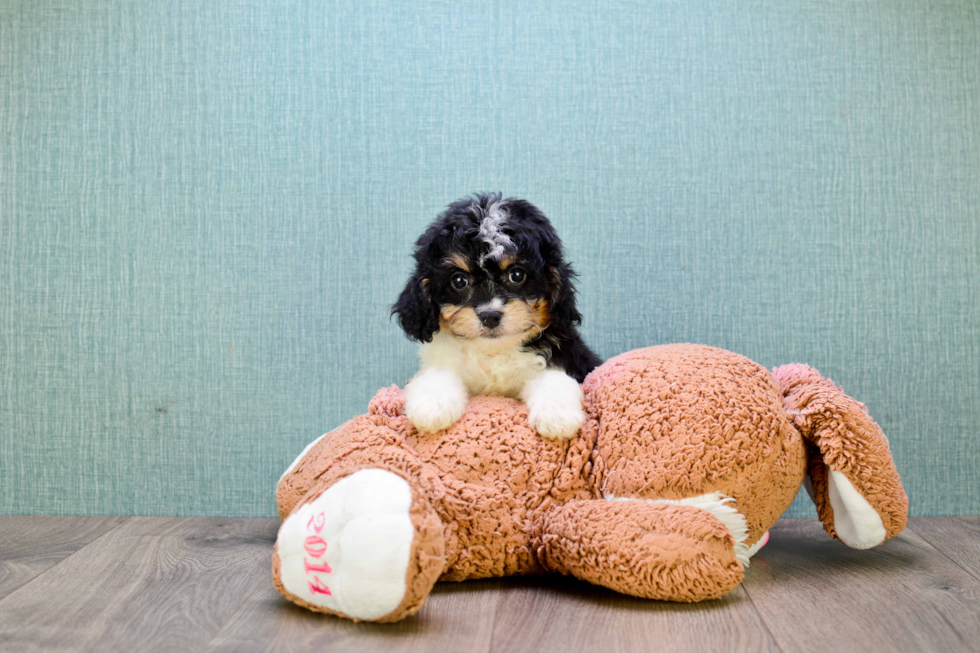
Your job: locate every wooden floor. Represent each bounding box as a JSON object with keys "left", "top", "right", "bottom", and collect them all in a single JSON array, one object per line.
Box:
[{"left": 0, "top": 516, "right": 977, "bottom": 653}]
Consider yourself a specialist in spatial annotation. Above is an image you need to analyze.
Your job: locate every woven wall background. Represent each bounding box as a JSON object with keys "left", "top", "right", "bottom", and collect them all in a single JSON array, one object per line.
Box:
[{"left": 2, "top": 0, "right": 978, "bottom": 516}]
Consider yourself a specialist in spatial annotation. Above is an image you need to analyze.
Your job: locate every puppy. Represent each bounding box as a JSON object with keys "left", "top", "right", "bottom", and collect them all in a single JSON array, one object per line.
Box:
[{"left": 392, "top": 193, "right": 602, "bottom": 439}]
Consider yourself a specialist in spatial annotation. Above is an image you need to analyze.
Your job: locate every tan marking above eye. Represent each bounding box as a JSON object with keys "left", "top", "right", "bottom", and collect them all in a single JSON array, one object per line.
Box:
[
  {"left": 445, "top": 253, "right": 471, "bottom": 272},
  {"left": 498, "top": 256, "right": 515, "bottom": 270}
]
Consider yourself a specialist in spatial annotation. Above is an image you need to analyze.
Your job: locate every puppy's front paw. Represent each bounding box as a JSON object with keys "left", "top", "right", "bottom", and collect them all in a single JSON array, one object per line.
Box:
[
  {"left": 528, "top": 400, "right": 585, "bottom": 440},
  {"left": 407, "top": 394, "right": 466, "bottom": 433},
  {"left": 522, "top": 370, "right": 586, "bottom": 440},
  {"left": 404, "top": 367, "right": 468, "bottom": 434}
]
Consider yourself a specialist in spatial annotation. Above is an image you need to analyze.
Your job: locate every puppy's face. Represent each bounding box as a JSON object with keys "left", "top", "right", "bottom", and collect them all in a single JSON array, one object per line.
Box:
[
  {"left": 393, "top": 194, "right": 581, "bottom": 344},
  {"left": 430, "top": 250, "right": 551, "bottom": 341}
]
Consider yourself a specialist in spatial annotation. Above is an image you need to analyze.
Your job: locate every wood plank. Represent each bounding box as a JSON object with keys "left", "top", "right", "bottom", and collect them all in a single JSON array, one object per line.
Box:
[
  {"left": 908, "top": 517, "right": 980, "bottom": 583},
  {"left": 488, "top": 574, "right": 781, "bottom": 653},
  {"left": 742, "top": 518, "right": 980, "bottom": 653},
  {"left": 0, "top": 515, "right": 128, "bottom": 600},
  {"left": 0, "top": 517, "right": 278, "bottom": 653},
  {"left": 1, "top": 516, "right": 976, "bottom": 652},
  {"left": 202, "top": 576, "right": 502, "bottom": 653}
]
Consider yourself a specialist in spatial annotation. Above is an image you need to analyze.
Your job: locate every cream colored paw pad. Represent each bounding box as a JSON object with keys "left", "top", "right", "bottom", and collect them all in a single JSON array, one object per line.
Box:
[{"left": 276, "top": 469, "right": 415, "bottom": 621}]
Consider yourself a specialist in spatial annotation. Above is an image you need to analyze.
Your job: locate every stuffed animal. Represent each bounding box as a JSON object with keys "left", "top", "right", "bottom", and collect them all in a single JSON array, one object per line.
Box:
[{"left": 273, "top": 344, "right": 908, "bottom": 622}]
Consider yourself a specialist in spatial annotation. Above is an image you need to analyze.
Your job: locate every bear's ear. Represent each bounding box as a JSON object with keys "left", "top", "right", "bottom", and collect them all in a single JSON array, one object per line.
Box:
[{"left": 391, "top": 274, "right": 439, "bottom": 343}]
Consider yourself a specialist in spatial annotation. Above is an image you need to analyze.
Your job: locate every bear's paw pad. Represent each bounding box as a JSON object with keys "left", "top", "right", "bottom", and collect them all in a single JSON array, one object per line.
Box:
[{"left": 276, "top": 469, "right": 415, "bottom": 620}]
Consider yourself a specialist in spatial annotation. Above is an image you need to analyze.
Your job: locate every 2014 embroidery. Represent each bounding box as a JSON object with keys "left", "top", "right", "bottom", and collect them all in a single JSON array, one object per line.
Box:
[{"left": 304, "top": 512, "right": 332, "bottom": 596}]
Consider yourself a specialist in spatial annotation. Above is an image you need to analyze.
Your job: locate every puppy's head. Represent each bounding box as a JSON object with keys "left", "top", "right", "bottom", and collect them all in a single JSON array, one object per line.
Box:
[{"left": 392, "top": 193, "right": 582, "bottom": 344}]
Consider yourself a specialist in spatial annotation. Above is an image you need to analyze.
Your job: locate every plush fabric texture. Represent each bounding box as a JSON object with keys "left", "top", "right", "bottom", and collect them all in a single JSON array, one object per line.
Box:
[
  {"left": 277, "top": 387, "right": 596, "bottom": 583},
  {"left": 772, "top": 364, "right": 908, "bottom": 541},
  {"left": 582, "top": 345, "right": 807, "bottom": 545},
  {"left": 536, "top": 500, "right": 744, "bottom": 602},
  {"left": 273, "top": 344, "right": 908, "bottom": 622},
  {"left": 273, "top": 469, "right": 445, "bottom": 623}
]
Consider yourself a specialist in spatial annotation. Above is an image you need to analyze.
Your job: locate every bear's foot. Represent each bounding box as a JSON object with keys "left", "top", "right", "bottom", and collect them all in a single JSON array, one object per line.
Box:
[
  {"left": 273, "top": 468, "right": 445, "bottom": 622},
  {"left": 536, "top": 500, "right": 745, "bottom": 602}
]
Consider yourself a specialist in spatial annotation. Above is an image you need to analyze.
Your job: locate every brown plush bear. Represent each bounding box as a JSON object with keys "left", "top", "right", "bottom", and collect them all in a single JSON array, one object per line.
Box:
[{"left": 273, "top": 344, "right": 908, "bottom": 622}]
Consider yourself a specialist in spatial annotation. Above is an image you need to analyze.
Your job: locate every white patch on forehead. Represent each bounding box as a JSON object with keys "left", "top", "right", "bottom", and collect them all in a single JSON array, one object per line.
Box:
[{"left": 477, "top": 200, "right": 513, "bottom": 264}]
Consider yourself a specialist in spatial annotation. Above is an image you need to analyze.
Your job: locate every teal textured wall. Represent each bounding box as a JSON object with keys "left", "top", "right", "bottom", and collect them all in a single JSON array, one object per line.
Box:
[{"left": 2, "top": 1, "right": 978, "bottom": 517}]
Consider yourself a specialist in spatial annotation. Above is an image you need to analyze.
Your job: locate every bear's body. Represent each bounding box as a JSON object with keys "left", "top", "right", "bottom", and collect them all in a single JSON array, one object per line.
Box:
[{"left": 274, "top": 345, "right": 907, "bottom": 622}]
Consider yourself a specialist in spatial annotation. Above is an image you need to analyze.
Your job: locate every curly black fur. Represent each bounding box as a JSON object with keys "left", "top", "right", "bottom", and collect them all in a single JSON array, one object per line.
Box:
[{"left": 391, "top": 193, "right": 602, "bottom": 383}]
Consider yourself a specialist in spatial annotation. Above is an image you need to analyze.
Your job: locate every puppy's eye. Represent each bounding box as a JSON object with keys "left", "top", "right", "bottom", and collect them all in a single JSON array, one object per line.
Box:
[
  {"left": 508, "top": 268, "right": 526, "bottom": 285},
  {"left": 451, "top": 273, "right": 468, "bottom": 290}
]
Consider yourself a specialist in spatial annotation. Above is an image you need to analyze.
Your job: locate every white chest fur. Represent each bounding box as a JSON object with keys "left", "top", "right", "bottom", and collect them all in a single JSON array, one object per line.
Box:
[{"left": 418, "top": 330, "right": 547, "bottom": 398}]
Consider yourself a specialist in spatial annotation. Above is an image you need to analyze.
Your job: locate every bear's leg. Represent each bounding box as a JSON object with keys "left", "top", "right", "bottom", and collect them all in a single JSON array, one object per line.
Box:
[
  {"left": 273, "top": 468, "right": 446, "bottom": 622},
  {"left": 773, "top": 363, "right": 908, "bottom": 548},
  {"left": 535, "top": 500, "right": 744, "bottom": 602}
]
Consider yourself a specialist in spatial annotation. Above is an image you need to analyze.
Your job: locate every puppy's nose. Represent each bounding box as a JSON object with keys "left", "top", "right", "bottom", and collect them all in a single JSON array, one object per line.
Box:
[{"left": 478, "top": 309, "right": 503, "bottom": 328}]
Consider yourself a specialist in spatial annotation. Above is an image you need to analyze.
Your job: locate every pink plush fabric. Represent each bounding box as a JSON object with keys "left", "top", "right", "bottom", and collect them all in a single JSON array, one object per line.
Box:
[{"left": 274, "top": 345, "right": 908, "bottom": 622}]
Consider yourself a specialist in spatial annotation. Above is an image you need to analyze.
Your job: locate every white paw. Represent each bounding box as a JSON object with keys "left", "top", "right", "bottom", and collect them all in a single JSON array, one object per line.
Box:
[
  {"left": 522, "top": 370, "right": 586, "bottom": 440},
  {"left": 528, "top": 399, "right": 586, "bottom": 439},
  {"left": 404, "top": 367, "right": 468, "bottom": 433},
  {"left": 276, "top": 469, "right": 415, "bottom": 621}
]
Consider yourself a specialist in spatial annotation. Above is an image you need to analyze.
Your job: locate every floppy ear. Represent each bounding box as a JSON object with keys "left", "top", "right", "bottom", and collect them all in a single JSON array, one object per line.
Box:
[
  {"left": 392, "top": 274, "right": 440, "bottom": 343},
  {"left": 548, "top": 262, "right": 583, "bottom": 327},
  {"left": 772, "top": 364, "right": 908, "bottom": 549}
]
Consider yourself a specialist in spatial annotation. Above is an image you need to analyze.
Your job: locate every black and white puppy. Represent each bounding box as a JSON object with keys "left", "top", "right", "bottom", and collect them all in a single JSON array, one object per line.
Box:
[{"left": 392, "top": 193, "right": 602, "bottom": 439}]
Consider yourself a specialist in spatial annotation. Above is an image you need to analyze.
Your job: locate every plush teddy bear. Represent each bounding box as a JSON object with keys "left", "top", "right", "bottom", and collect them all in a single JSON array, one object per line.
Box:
[{"left": 273, "top": 344, "right": 908, "bottom": 623}]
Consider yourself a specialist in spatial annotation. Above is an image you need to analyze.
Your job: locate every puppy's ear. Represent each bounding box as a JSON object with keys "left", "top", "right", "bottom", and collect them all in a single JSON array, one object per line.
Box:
[
  {"left": 392, "top": 274, "right": 440, "bottom": 342},
  {"left": 548, "top": 262, "right": 583, "bottom": 328}
]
